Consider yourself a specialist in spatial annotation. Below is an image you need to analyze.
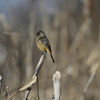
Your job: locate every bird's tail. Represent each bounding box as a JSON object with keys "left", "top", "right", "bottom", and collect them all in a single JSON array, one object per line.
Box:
[
  {"left": 46, "top": 48, "right": 55, "bottom": 63},
  {"left": 50, "top": 53, "right": 55, "bottom": 63}
]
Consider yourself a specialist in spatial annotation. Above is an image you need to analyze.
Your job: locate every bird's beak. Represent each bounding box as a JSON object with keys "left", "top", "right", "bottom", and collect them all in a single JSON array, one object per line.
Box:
[
  {"left": 35, "top": 32, "right": 37, "bottom": 35},
  {"left": 35, "top": 32, "right": 39, "bottom": 36}
]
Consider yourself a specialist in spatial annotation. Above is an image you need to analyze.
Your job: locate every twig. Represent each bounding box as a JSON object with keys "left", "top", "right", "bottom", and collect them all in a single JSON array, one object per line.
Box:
[
  {"left": 36, "top": 76, "right": 40, "bottom": 100},
  {"left": 3, "top": 86, "right": 10, "bottom": 99},
  {"left": 4, "top": 76, "right": 37, "bottom": 100},
  {"left": 0, "top": 75, "right": 2, "bottom": 99},
  {"left": 5, "top": 52, "right": 46, "bottom": 100},
  {"left": 53, "top": 71, "right": 62, "bottom": 100},
  {"left": 83, "top": 62, "right": 99, "bottom": 95},
  {"left": 23, "top": 52, "right": 46, "bottom": 100},
  {"left": 83, "top": 73, "right": 95, "bottom": 95},
  {"left": 99, "top": 23, "right": 100, "bottom": 42}
]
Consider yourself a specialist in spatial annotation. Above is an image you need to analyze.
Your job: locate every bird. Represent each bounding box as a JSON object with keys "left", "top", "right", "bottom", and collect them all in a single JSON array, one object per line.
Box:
[{"left": 36, "top": 31, "right": 55, "bottom": 63}]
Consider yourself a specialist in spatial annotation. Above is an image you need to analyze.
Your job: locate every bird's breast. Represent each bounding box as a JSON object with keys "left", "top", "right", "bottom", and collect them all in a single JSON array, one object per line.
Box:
[{"left": 37, "top": 42, "right": 46, "bottom": 51}]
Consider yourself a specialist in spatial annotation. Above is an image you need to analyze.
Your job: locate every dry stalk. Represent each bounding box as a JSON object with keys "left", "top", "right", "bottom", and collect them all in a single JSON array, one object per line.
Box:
[
  {"left": 0, "top": 75, "right": 2, "bottom": 99},
  {"left": 4, "top": 52, "right": 46, "bottom": 100},
  {"left": 83, "top": 62, "right": 99, "bottom": 95},
  {"left": 53, "top": 71, "right": 62, "bottom": 100}
]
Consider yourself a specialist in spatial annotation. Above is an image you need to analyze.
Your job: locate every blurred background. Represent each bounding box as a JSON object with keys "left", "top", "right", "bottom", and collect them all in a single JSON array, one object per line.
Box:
[{"left": 0, "top": 0, "right": 100, "bottom": 100}]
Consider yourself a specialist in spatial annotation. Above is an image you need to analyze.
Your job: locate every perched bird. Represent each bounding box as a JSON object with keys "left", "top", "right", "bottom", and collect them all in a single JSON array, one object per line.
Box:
[{"left": 36, "top": 31, "right": 55, "bottom": 63}]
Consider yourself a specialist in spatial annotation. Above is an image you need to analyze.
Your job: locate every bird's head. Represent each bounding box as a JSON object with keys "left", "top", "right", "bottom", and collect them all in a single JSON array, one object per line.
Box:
[{"left": 35, "top": 31, "right": 45, "bottom": 37}]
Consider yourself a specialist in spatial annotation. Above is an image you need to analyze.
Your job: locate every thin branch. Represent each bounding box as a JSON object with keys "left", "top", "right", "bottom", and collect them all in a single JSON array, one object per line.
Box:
[
  {"left": 5, "top": 52, "right": 46, "bottom": 100},
  {"left": 23, "top": 52, "right": 46, "bottom": 100},
  {"left": 83, "top": 62, "right": 99, "bottom": 95},
  {"left": 83, "top": 72, "right": 95, "bottom": 94},
  {"left": 3, "top": 86, "right": 10, "bottom": 99},
  {"left": 36, "top": 76, "right": 40, "bottom": 100},
  {"left": 4, "top": 76, "right": 37, "bottom": 100},
  {"left": 0, "top": 75, "right": 2, "bottom": 99},
  {"left": 79, "top": 62, "right": 100, "bottom": 100}
]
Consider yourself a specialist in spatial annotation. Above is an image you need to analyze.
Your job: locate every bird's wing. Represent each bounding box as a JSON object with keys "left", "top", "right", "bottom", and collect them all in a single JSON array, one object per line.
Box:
[{"left": 39, "top": 37, "right": 52, "bottom": 52}]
